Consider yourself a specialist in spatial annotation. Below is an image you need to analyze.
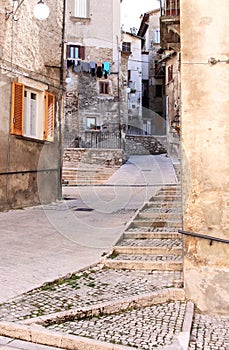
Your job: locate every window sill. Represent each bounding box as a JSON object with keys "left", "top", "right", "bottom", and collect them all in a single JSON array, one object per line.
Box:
[
  {"left": 70, "top": 16, "right": 91, "bottom": 22},
  {"left": 14, "top": 135, "right": 53, "bottom": 144}
]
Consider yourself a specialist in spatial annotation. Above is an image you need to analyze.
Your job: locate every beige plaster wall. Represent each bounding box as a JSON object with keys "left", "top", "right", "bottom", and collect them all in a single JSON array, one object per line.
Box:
[
  {"left": 0, "top": 1, "right": 63, "bottom": 210},
  {"left": 180, "top": 0, "right": 229, "bottom": 314}
]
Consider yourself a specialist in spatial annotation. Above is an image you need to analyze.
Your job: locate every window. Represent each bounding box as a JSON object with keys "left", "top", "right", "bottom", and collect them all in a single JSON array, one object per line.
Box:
[
  {"left": 10, "top": 82, "right": 55, "bottom": 142},
  {"left": 73, "top": 0, "right": 89, "bottom": 18},
  {"left": 154, "top": 29, "right": 160, "bottom": 44},
  {"left": 86, "top": 117, "right": 96, "bottom": 130},
  {"left": 122, "top": 42, "right": 131, "bottom": 53},
  {"left": 66, "top": 45, "right": 85, "bottom": 60},
  {"left": 99, "top": 81, "right": 109, "bottom": 95}
]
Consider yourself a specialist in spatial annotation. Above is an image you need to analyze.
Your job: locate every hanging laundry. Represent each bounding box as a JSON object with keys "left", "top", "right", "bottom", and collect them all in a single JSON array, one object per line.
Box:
[
  {"left": 89, "top": 61, "right": 96, "bottom": 69},
  {"left": 73, "top": 60, "right": 82, "bottom": 73},
  {"left": 91, "top": 68, "right": 96, "bottom": 77},
  {"left": 97, "top": 66, "right": 102, "bottom": 78},
  {"left": 82, "top": 61, "right": 90, "bottom": 72},
  {"left": 103, "top": 62, "right": 110, "bottom": 74},
  {"left": 67, "top": 60, "right": 74, "bottom": 68}
]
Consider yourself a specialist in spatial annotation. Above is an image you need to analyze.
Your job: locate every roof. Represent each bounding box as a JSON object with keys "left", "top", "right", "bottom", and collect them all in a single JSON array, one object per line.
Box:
[{"left": 137, "top": 8, "right": 160, "bottom": 37}]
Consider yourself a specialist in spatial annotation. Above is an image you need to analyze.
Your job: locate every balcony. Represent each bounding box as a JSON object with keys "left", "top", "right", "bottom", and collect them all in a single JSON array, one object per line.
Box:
[
  {"left": 159, "top": 0, "right": 180, "bottom": 51},
  {"left": 160, "top": 0, "right": 180, "bottom": 17}
]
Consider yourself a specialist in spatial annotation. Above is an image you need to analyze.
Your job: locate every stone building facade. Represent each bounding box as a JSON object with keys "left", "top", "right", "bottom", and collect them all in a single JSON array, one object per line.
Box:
[
  {"left": 121, "top": 31, "right": 142, "bottom": 135},
  {"left": 159, "top": 0, "right": 181, "bottom": 158},
  {"left": 181, "top": 0, "right": 229, "bottom": 314},
  {"left": 0, "top": 0, "right": 64, "bottom": 210},
  {"left": 138, "top": 9, "right": 166, "bottom": 137},
  {"left": 64, "top": 0, "right": 123, "bottom": 149}
]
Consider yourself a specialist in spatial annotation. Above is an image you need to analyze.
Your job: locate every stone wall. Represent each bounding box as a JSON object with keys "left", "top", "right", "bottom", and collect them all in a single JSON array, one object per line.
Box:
[
  {"left": 63, "top": 148, "right": 126, "bottom": 167},
  {"left": 125, "top": 135, "right": 167, "bottom": 155}
]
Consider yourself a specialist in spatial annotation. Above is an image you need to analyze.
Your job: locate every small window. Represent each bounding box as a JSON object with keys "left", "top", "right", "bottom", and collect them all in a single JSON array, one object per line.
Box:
[
  {"left": 66, "top": 45, "right": 85, "bottom": 60},
  {"left": 99, "top": 81, "right": 109, "bottom": 95},
  {"left": 122, "top": 42, "right": 131, "bottom": 53},
  {"left": 86, "top": 117, "right": 96, "bottom": 130},
  {"left": 73, "top": 0, "right": 89, "bottom": 18},
  {"left": 154, "top": 29, "right": 160, "bottom": 44}
]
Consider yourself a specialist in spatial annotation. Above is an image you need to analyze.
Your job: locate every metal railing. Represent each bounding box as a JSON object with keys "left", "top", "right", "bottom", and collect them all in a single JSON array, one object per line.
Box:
[
  {"left": 178, "top": 230, "right": 229, "bottom": 245},
  {"left": 80, "top": 131, "right": 122, "bottom": 149}
]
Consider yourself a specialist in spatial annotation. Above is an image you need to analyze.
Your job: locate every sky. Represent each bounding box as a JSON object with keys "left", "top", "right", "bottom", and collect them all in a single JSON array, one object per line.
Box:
[{"left": 121, "top": 0, "right": 160, "bottom": 32}]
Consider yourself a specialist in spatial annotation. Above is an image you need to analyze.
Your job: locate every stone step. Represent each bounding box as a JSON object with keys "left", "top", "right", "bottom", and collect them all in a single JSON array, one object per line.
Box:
[
  {"left": 146, "top": 201, "right": 182, "bottom": 208},
  {"left": 129, "top": 220, "right": 182, "bottom": 228},
  {"left": 117, "top": 238, "right": 182, "bottom": 248},
  {"left": 113, "top": 246, "right": 183, "bottom": 256},
  {"left": 103, "top": 254, "right": 183, "bottom": 271},
  {"left": 157, "top": 188, "right": 181, "bottom": 194},
  {"left": 137, "top": 212, "right": 181, "bottom": 220},
  {"left": 141, "top": 205, "right": 182, "bottom": 214},
  {"left": 62, "top": 179, "right": 107, "bottom": 185},
  {"left": 149, "top": 195, "right": 182, "bottom": 202},
  {"left": 123, "top": 231, "right": 182, "bottom": 239},
  {"left": 62, "top": 174, "right": 112, "bottom": 180},
  {"left": 126, "top": 227, "right": 182, "bottom": 233}
]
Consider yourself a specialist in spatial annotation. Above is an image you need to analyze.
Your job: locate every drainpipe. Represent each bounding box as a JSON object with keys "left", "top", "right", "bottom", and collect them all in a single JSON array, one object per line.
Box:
[{"left": 57, "top": 0, "right": 66, "bottom": 200}]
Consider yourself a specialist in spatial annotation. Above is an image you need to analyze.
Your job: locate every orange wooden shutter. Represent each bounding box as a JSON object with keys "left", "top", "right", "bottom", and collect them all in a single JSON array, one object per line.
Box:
[
  {"left": 10, "top": 82, "right": 24, "bottom": 135},
  {"left": 45, "top": 92, "right": 55, "bottom": 141}
]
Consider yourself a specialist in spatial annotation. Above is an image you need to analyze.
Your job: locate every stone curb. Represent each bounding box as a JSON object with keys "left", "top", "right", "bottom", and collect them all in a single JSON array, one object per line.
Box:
[
  {"left": 0, "top": 322, "right": 135, "bottom": 350},
  {"left": 162, "top": 301, "right": 194, "bottom": 350},
  {"left": 21, "top": 288, "right": 185, "bottom": 326},
  {"left": 0, "top": 289, "right": 186, "bottom": 350}
]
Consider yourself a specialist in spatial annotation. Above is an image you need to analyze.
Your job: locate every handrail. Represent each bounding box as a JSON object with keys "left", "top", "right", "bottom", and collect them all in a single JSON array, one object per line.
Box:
[{"left": 178, "top": 230, "right": 229, "bottom": 245}]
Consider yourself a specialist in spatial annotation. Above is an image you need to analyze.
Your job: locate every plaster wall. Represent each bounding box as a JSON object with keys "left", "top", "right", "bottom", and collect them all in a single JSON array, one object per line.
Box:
[
  {"left": 66, "top": 0, "right": 120, "bottom": 66},
  {"left": 180, "top": 0, "right": 229, "bottom": 314},
  {"left": 0, "top": 1, "right": 63, "bottom": 210}
]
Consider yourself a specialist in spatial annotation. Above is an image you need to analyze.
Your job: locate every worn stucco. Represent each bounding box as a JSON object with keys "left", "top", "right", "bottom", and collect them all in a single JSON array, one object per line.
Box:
[
  {"left": 180, "top": 0, "right": 229, "bottom": 314},
  {"left": 64, "top": 0, "right": 123, "bottom": 147},
  {"left": 0, "top": 1, "right": 63, "bottom": 210}
]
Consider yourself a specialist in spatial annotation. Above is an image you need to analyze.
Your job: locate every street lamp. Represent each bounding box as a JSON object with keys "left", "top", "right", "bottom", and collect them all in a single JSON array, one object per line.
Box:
[
  {"left": 5, "top": 0, "right": 50, "bottom": 21},
  {"left": 33, "top": 0, "right": 49, "bottom": 20}
]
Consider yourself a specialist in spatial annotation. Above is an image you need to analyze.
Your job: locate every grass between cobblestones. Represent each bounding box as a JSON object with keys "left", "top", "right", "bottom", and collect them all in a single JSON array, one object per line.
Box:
[
  {"left": 45, "top": 301, "right": 187, "bottom": 349},
  {"left": 0, "top": 265, "right": 182, "bottom": 322}
]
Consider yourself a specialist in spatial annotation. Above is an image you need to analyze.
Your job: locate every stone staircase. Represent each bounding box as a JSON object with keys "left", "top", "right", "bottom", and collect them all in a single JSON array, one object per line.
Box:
[
  {"left": 102, "top": 185, "right": 183, "bottom": 283},
  {"left": 62, "top": 148, "right": 124, "bottom": 185},
  {"left": 62, "top": 164, "right": 119, "bottom": 185}
]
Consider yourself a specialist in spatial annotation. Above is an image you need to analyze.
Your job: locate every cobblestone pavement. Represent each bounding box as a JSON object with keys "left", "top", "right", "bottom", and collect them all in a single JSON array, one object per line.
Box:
[
  {"left": 46, "top": 301, "right": 187, "bottom": 350},
  {"left": 0, "top": 266, "right": 182, "bottom": 322},
  {"left": 0, "top": 184, "right": 228, "bottom": 349},
  {"left": 188, "top": 313, "right": 229, "bottom": 350}
]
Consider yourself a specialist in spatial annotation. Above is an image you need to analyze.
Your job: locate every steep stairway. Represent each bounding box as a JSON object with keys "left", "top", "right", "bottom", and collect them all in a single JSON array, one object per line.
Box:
[{"left": 102, "top": 185, "right": 183, "bottom": 281}]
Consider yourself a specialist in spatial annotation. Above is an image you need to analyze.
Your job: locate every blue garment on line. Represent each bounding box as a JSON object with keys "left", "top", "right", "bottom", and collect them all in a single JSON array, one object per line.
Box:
[{"left": 103, "top": 62, "right": 110, "bottom": 74}]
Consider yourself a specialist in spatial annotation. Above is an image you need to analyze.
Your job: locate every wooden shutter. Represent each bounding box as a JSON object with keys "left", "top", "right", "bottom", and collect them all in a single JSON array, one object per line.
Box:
[
  {"left": 79, "top": 46, "right": 85, "bottom": 60},
  {"left": 10, "top": 82, "right": 24, "bottom": 135},
  {"left": 45, "top": 92, "right": 55, "bottom": 141},
  {"left": 66, "top": 45, "right": 70, "bottom": 59}
]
